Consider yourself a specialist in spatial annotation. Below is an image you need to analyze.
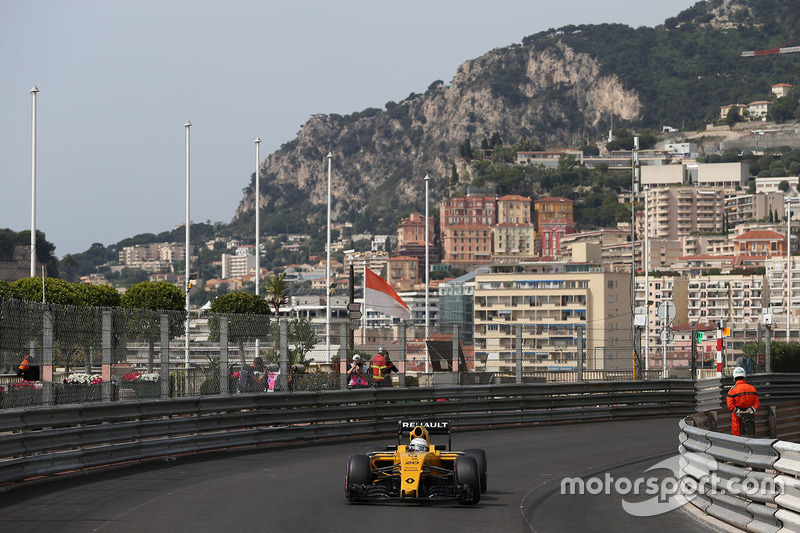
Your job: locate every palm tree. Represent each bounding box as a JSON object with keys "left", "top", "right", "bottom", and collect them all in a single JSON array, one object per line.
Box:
[{"left": 264, "top": 272, "right": 288, "bottom": 316}]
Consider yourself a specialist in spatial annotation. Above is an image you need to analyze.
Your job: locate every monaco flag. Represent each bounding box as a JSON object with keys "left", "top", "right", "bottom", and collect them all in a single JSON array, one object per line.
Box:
[{"left": 364, "top": 267, "right": 412, "bottom": 320}]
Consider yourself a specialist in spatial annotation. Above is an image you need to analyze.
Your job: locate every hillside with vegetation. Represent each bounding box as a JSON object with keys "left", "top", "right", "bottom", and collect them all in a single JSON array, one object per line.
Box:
[
  {"left": 232, "top": 0, "right": 799, "bottom": 240},
  {"left": 57, "top": 0, "right": 800, "bottom": 284}
]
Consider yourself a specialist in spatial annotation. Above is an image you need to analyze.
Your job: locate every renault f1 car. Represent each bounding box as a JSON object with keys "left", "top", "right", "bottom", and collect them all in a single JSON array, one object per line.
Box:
[{"left": 345, "top": 420, "right": 487, "bottom": 505}]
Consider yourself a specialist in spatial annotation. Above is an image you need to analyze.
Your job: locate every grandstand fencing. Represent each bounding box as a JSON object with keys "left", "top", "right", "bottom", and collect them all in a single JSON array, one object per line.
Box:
[{"left": 0, "top": 298, "right": 721, "bottom": 409}]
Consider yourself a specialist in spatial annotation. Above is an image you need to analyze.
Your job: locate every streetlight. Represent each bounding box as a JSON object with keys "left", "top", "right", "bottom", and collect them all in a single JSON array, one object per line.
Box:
[
  {"left": 254, "top": 137, "right": 261, "bottom": 361},
  {"left": 30, "top": 86, "right": 39, "bottom": 278},
  {"left": 788, "top": 198, "right": 791, "bottom": 343},
  {"left": 184, "top": 121, "right": 191, "bottom": 372},
  {"left": 424, "top": 174, "right": 430, "bottom": 375},
  {"left": 254, "top": 137, "right": 261, "bottom": 296},
  {"left": 325, "top": 152, "right": 333, "bottom": 364}
]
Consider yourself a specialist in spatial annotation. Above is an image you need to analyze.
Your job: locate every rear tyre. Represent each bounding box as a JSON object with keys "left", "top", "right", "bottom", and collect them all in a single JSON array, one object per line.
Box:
[
  {"left": 464, "top": 448, "right": 488, "bottom": 493},
  {"left": 454, "top": 456, "right": 481, "bottom": 505},
  {"left": 345, "top": 454, "right": 372, "bottom": 502}
]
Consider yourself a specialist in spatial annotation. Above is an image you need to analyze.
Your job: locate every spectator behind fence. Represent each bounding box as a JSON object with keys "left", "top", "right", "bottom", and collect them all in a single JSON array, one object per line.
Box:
[
  {"left": 238, "top": 356, "right": 267, "bottom": 393},
  {"left": 288, "top": 364, "right": 305, "bottom": 391},
  {"left": 347, "top": 354, "right": 368, "bottom": 389},
  {"left": 17, "top": 354, "right": 39, "bottom": 381}
]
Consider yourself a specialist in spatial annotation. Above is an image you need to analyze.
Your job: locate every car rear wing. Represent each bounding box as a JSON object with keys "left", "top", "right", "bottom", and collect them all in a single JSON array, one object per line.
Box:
[{"left": 397, "top": 420, "right": 451, "bottom": 450}]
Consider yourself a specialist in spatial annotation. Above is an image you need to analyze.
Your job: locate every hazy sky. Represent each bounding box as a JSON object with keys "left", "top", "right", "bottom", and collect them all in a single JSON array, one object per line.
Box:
[{"left": 1, "top": 0, "right": 699, "bottom": 257}]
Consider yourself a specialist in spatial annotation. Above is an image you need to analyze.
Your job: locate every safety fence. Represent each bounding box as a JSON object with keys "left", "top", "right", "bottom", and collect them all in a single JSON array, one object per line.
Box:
[
  {"left": 0, "top": 379, "right": 697, "bottom": 486},
  {"left": 3, "top": 297, "right": 733, "bottom": 406},
  {"left": 680, "top": 394, "right": 800, "bottom": 532},
  {"left": 0, "top": 296, "right": 697, "bottom": 409}
]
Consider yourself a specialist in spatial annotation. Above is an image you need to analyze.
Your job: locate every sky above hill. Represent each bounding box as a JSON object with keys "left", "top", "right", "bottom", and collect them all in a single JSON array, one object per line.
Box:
[{"left": 0, "top": 0, "right": 698, "bottom": 257}]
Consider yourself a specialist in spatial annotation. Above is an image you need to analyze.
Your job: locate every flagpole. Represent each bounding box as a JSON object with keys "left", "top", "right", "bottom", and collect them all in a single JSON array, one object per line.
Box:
[
  {"left": 362, "top": 261, "right": 366, "bottom": 344},
  {"left": 424, "top": 175, "right": 430, "bottom": 375},
  {"left": 325, "top": 152, "right": 333, "bottom": 366}
]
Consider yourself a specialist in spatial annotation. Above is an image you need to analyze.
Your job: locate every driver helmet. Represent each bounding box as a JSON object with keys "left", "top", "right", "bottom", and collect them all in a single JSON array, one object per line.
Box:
[
  {"left": 733, "top": 366, "right": 746, "bottom": 380},
  {"left": 409, "top": 437, "right": 428, "bottom": 453}
]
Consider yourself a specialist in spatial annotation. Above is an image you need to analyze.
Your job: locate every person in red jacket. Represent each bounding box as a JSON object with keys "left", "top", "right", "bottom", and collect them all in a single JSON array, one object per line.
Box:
[
  {"left": 371, "top": 346, "right": 398, "bottom": 388},
  {"left": 726, "top": 366, "right": 759, "bottom": 436}
]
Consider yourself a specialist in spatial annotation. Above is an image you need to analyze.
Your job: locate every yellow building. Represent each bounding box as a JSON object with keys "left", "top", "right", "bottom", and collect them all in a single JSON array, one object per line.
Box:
[{"left": 473, "top": 263, "right": 632, "bottom": 372}]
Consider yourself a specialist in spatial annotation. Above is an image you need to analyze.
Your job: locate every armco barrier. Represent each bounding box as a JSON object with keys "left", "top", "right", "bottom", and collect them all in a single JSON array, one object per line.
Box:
[
  {"left": 0, "top": 380, "right": 696, "bottom": 486},
  {"left": 679, "top": 400, "right": 800, "bottom": 533}
]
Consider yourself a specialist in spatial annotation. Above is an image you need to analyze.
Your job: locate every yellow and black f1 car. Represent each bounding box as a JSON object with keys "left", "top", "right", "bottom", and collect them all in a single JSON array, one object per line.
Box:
[{"left": 345, "top": 420, "right": 487, "bottom": 505}]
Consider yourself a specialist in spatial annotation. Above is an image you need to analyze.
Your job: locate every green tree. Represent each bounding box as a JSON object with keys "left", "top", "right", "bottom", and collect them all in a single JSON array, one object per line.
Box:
[
  {"left": 769, "top": 97, "right": 799, "bottom": 124},
  {"left": 120, "top": 281, "right": 186, "bottom": 370},
  {"left": 779, "top": 180, "right": 790, "bottom": 193},
  {"left": 209, "top": 291, "right": 271, "bottom": 365},
  {"left": 263, "top": 273, "right": 288, "bottom": 315},
  {"left": 266, "top": 316, "right": 319, "bottom": 366}
]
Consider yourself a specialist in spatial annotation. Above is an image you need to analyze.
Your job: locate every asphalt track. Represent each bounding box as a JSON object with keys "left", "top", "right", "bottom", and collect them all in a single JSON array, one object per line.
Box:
[{"left": 0, "top": 417, "right": 716, "bottom": 533}]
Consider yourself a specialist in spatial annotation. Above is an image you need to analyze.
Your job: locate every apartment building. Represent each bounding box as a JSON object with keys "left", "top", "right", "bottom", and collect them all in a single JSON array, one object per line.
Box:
[
  {"left": 732, "top": 230, "right": 787, "bottom": 257},
  {"left": 645, "top": 187, "right": 727, "bottom": 240},
  {"left": 755, "top": 177, "right": 799, "bottom": 195},
  {"left": 558, "top": 228, "right": 630, "bottom": 260},
  {"left": 396, "top": 212, "right": 435, "bottom": 247},
  {"left": 221, "top": 252, "right": 256, "bottom": 279},
  {"left": 386, "top": 255, "right": 418, "bottom": 291},
  {"left": 534, "top": 197, "right": 575, "bottom": 257},
  {"left": 473, "top": 263, "right": 632, "bottom": 372},
  {"left": 681, "top": 235, "right": 733, "bottom": 257},
  {"left": 342, "top": 250, "right": 389, "bottom": 278},
  {"left": 725, "top": 191, "right": 785, "bottom": 226},
  {"left": 765, "top": 256, "right": 800, "bottom": 338},
  {"left": 440, "top": 195, "right": 496, "bottom": 269},
  {"left": 493, "top": 195, "right": 536, "bottom": 260},
  {"left": 119, "top": 242, "right": 187, "bottom": 266},
  {"left": 641, "top": 162, "right": 748, "bottom": 189},
  {"left": 395, "top": 212, "right": 440, "bottom": 278},
  {"left": 601, "top": 238, "right": 683, "bottom": 273}
]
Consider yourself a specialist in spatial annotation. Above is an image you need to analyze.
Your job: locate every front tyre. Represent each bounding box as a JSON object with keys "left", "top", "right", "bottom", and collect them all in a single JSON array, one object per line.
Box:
[
  {"left": 454, "top": 456, "right": 481, "bottom": 505},
  {"left": 464, "top": 449, "right": 487, "bottom": 493},
  {"left": 345, "top": 454, "right": 372, "bottom": 502}
]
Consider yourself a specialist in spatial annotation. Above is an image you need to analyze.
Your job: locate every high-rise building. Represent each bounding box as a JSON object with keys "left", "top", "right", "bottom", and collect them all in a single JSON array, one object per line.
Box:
[
  {"left": 473, "top": 263, "right": 632, "bottom": 372},
  {"left": 440, "top": 195, "right": 496, "bottom": 269}
]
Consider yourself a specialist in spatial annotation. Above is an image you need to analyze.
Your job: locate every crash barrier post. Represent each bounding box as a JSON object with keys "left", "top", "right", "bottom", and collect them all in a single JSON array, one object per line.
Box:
[
  {"left": 0, "top": 379, "right": 698, "bottom": 485},
  {"left": 679, "top": 399, "right": 800, "bottom": 532}
]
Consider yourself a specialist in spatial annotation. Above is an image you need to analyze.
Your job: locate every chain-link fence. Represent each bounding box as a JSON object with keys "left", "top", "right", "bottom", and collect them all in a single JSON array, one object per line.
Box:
[{"left": 1, "top": 297, "right": 718, "bottom": 409}]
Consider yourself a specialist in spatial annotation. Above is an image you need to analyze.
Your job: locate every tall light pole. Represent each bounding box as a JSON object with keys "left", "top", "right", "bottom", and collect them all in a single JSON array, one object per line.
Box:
[
  {"left": 424, "top": 174, "right": 431, "bottom": 374},
  {"left": 30, "top": 86, "right": 39, "bottom": 278},
  {"left": 788, "top": 198, "right": 795, "bottom": 342},
  {"left": 325, "top": 152, "right": 333, "bottom": 363},
  {"left": 644, "top": 186, "right": 649, "bottom": 372},
  {"left": 184, "top": 121, "right": 192, "bottom": 372},
  {"left": 254, "top": 137, "right": 261, "bottom": 296}
]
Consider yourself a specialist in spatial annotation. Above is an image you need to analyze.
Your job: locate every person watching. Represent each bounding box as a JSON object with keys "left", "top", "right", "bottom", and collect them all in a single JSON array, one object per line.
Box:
[
  {"left": 347, "top": 354, "right": 368, "bottom": 389},
  {"left": 238, "top": 356, "right": 267, "bottom": 393}
]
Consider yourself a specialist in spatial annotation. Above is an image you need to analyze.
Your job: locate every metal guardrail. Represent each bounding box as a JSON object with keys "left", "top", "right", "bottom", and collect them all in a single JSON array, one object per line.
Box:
[
  {"left": 0, "top": 379, "right": 696, "bottom": 486},
  {"left": 680, "top": 398, "right": 800, "bottom": 533}
]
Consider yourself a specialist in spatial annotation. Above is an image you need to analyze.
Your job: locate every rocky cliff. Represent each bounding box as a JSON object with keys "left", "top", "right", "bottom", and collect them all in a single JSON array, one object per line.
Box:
[
  {"left": 234, "top": 41, "right": 640, "bottom": 235},
  {"left": 233, "top": 0, "right": 800, "bottom": 236}
]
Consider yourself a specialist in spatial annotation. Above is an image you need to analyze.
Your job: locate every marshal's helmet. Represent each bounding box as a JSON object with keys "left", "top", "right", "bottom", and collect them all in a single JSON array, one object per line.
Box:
[{"left": 733, "top": 367, "right": 746, "bottom": 380}]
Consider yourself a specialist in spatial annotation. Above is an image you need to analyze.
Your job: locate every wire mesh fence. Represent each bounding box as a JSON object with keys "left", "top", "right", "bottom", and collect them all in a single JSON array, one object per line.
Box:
[{"left": 0, "top": 297, "right": 746, "bottom": 409}]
